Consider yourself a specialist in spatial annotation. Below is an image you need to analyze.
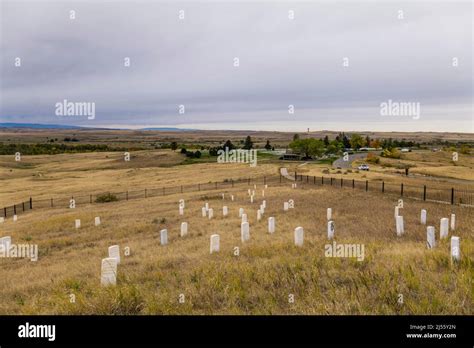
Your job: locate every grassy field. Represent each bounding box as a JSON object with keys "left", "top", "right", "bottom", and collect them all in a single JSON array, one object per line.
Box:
[
  {"left": 0, "top": 167, "right": 472, "bottom": 314},
  {"left": 1, "top": 128, "right": 473, "bottom": 148}
]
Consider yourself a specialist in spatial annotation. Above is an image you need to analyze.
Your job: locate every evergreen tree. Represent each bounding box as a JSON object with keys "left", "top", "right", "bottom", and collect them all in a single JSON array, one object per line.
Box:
[
  {"left": 264, "top": 140, "right": 272, "bottom": 150},
  {"left": 243, "top": 136, "right": 254, "bottom": 150}
]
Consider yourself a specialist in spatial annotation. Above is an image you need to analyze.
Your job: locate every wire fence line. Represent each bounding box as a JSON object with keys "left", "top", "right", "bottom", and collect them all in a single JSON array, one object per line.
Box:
[{"left": 2, "top": 173, "right": 473, "bottom": 218}]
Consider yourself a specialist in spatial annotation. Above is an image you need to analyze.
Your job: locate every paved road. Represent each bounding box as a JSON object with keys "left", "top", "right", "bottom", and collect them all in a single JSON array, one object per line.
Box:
[{"left": 332, "top": 153, "right": 368, "bottom": 169}]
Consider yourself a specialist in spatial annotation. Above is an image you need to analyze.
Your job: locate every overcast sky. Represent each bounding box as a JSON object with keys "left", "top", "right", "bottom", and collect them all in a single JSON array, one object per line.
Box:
[{"left": 0, "top": 0, "right": 472, "bottom": 132}]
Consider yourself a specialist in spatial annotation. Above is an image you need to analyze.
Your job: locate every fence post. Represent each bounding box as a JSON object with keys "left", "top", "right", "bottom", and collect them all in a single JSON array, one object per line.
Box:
[
  {"left": 352, "top": 179, "right": 355, "bottom": 189},
  {"left": 451, "top": 188, "right": 454, "bottom": 205},
  {"left": 306, "top": 175, "right": 309, "bottom": 183},
  {"left": 22, "top": 202, "right": 25, "bottom": 211},
  {"left": 14, "top": 205, "right": 16, "bottom": 215},
  {"left": 423, "top": 185, "right": 426, "bottom": 201},
  {"left": 382, "top": 182, "right": 385, "bottom": 193},
  {"left": 30, "top": 197, "right": 32, "bottom": 210},
  {"left": 401, "top": 183, "right": 404, "bottom": 197},
  {"left": 321, "top": 176, "right": 324, "bottom": 185},
  {"left": 294, "top": 171, "right": 297, "bottom": 181},
  {"left": 313, "top": 176, "right": 316, "bottom": 184},
  {"left": 365, "top": 180, "right": 368, "bottom": 192},
  {"left": 3, "top": 207, "right": 6, "bottom": 218},
  {"left": 340, "top": 178, "right": 343, "bottom": 187}
]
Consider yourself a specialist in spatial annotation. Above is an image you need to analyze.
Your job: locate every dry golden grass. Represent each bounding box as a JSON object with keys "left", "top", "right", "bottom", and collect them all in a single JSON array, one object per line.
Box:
[
  {"left": 0, "top": 148, "right": 472, "bottom": 315},
  {"left": 0, "top": 151, "right": 278, "bottom": 206},
  {"left": 0, "top": 181, "right": 472, "bottom": 315}
]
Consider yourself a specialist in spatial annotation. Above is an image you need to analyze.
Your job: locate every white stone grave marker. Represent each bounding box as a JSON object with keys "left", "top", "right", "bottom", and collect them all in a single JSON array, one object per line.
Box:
[
  {"left": 223, "top": 206, "right": 228, "bottom": 217},
  {"left": 450, "top": 214, "right": 455, "bottom": 231},
  {"left": 75, "top": 219, "right": 81, "bottom": 229},
  {"left": 181, "top": 222, "right": 188, "bottom": 237},
  {"left": 108, "top": 245, "right": 120, "bottom": 264},
  {"left": 239, "top": 208, "right": 244, "bottom": 218},
  {"left": 101, "top": 258, "right": 117, "bottom": 286},
  {"left": 294, "top": 227, "right": 304, "bottom": 246},
  {"left": 160, "top": 229, "right": 168, "bottom": 245},
  {"left": 451, "top": 236, "right": 460, "bottom": 261},
  {"left": 328, "top": 221, "right": 335, "bottom": 240},
  {"left": 440, "top": 218, "right": 449, "bottom": 239},
  {"left": 420, "top": 209, "right": 427, "bottom": 225},
  {"left": 95, "top": 216, "right": 101, "bottom": 226},
  {"left": 208, "top": 208, "right": 214, "bottom": 219},
  {"left": 241, "top": 222, "right": 250, "bottom": 242},
  {"left": 210, "top": 234, "right": 220, "bottom": 253},
  {"left": 284, "top": 202, "right": 289, "bottom": 211},
  {"left": 396, "top": 216, "right": 404, "bottom": 236},
  {"left": 426, "top": 226, "right": 435, "bottom": 249},
  {"left": 268, "top": 217, "right": 275, "bottom": 233},
  {"left": 202, "top": 207, "right": 207, "bottom": 217},
  {"left": 242, "top": 213, "right": 247, "bottom": 223}
]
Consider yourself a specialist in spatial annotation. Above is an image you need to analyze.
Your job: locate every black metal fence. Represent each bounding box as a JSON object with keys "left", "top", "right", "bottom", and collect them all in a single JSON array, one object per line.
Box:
[
  {"left": 2, "top": 173, "right": 473, "bottom": 219},
  {"left": 293, "top": 173, "right": 473, "bottom": 206}
]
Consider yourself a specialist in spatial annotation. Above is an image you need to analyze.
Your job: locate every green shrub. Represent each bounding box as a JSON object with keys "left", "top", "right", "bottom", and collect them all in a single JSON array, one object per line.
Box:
[{"left": 95, "top": 193, "right": 118, "bottom": 203}]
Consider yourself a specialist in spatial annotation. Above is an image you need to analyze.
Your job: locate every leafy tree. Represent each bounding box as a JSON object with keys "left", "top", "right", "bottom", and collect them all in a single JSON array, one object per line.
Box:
[
  {"left": 350, "top": 134, "right": 366, "bottom": 150},
  {"left": 170, "top": 142, "right": 178, "bottom": 150},
  {"left": 293, "top": 134, "right": 300, "bottom": 141},
  {"left": 370, "top": 139, "right": 381, "bottom": 149},
  {"left": 289, "top": 138, "right": 324, "bottom": 158}
]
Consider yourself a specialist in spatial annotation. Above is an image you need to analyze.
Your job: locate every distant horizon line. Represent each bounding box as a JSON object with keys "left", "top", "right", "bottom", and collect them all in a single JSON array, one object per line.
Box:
[{"left": 0, "top": 122, "right": 473, "bottom": 135}]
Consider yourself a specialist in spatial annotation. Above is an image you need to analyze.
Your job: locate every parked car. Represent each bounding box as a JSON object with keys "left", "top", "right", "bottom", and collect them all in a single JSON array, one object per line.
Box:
[{"left": 358, "top": 164, "right": 370, "bottom": 171}]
